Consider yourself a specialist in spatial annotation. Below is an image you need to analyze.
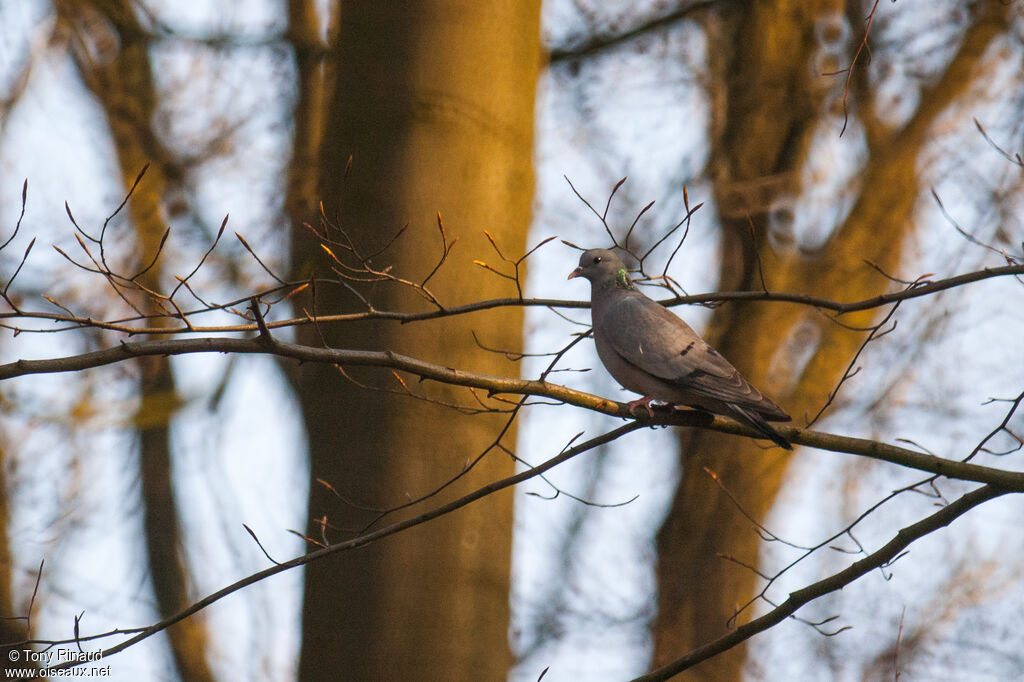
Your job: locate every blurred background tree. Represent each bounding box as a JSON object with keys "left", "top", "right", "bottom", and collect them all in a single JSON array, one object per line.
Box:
[
  {"left": 525, "top": 2, "right": 1023, "bottom": 680},
  {"left": 0, "top": 1, "right": 1022, "bottom": 681}
]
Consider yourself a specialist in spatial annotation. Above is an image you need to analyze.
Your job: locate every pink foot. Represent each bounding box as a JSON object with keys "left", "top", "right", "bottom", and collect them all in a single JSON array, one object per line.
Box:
[{"left": 626, "top": 396, "right": 657, "bottom": 418}]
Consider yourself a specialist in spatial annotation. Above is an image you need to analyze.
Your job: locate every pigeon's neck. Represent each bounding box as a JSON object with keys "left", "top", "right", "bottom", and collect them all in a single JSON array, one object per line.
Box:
[{"left": 601, "top": 268, "right": 635, "bottom": 292}]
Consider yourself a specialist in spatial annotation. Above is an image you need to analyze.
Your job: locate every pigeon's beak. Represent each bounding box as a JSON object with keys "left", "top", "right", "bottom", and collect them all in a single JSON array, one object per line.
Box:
[{"left": 568, "top": 267, "right": 582, "bottom": 280}]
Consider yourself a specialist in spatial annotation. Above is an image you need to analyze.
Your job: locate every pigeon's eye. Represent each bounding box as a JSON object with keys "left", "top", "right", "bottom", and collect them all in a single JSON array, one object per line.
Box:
[{"left": 592, "top": 256, "right": 601, "bottom": 264}]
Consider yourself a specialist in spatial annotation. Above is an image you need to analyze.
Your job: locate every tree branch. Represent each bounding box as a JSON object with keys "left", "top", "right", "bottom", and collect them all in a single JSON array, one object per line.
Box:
[
  {"left": 634, "top": 484, "right": 1010, "bottom": 681},
  {"left": 1, "top": 263, "right": 1020, "bottom": 335},
  {"left": 2, "top": 337, "right": 1022, "bottom": 491},
  {"left": 35, "top": 421, "right": 644, "bottom": 675}
]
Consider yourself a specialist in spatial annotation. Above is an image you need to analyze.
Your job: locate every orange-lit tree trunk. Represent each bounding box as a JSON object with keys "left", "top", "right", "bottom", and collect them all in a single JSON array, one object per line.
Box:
[
  {"left": 651, "top": 3, "right": 1012, "bottom": 679},
  {"left": 286, "top": 3, "right": 542, "bottom": 679}
]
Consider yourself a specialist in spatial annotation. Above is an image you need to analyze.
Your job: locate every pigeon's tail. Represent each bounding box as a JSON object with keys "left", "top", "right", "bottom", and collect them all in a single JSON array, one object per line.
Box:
[{"left": 727, "top": 404, "right": 792, "bottom": 450}]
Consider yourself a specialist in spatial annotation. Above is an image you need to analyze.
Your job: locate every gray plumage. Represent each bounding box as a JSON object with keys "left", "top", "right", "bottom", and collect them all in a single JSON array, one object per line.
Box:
[{"left": 568, "top": 248, "right": 792, "bottom": 449}]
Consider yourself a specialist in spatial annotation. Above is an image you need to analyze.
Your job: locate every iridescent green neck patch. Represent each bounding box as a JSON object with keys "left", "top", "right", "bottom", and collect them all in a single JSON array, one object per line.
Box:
[{"left": 615, "top": 268, "right": 635, "bottom": 290}]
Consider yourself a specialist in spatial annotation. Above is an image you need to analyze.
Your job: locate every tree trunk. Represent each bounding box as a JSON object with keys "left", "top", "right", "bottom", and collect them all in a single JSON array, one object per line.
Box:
[
  {"left": 58, "top": 2, "right": 215, "bottom": 680},
  {"left": 287, "top": 3, "right": 541, "bottom": 680}
]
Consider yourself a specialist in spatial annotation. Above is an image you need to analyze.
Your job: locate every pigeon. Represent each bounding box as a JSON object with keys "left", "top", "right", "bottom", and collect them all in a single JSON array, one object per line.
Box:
[{"left": 568, "top": 248, "right": 792, "bottom": 449}]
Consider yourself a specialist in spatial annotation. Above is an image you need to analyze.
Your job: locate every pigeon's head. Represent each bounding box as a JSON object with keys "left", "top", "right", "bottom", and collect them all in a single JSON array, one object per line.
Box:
[{"left": 568, "top": 249, "right": 634, "bottom": 290}]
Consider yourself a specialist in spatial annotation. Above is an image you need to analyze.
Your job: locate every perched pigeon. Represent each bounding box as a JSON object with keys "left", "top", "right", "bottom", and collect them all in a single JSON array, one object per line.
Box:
[{"left": 568, "top": 248, "right": 792, "bottom": 449}]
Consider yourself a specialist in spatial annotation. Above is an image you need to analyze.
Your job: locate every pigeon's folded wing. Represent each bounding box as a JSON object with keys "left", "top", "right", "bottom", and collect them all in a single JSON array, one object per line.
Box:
[
  {"left": 601, "top": 293, "right": 784, "bottom": 413},
  {"left": 599, "top": 294, "right": 706, "bottom": 378}
]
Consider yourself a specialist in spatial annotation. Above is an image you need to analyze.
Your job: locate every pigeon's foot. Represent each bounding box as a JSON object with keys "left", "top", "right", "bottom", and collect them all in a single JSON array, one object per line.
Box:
[{"left": 626, "top": 396, "right": 657, "bottom": 418}]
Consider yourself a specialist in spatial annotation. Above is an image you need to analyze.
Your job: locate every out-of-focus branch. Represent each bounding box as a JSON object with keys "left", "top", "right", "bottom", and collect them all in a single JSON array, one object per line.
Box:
[{"left": 548, "top": 1, "right": 717, "bottom": 63}]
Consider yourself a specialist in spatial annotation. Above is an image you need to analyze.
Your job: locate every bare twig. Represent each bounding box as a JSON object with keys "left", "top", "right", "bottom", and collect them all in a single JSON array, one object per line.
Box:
[
  {"left": 974, "top": 118, "right": 1024, "bottom": 168},
  {"left": 823, "top": 0, "right": 881, "bottom": 137},
  {"left": 0, "top": 179, "right": 27, "bottom": 251}
]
